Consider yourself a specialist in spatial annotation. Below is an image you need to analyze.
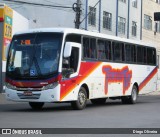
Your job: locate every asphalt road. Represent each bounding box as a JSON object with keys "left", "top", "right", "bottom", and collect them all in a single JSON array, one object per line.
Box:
[{"left": 0, "top": 94, "right": 160, "bottom": 137}]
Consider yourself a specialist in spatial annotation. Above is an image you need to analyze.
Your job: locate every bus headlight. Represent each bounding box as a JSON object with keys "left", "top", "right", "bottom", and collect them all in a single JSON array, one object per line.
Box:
[
  {"left": 43, "top": 82, "right": 58, "bottom": 90},
  {"left": 6, "top": 83, "right": 16, "bottom": 90}
]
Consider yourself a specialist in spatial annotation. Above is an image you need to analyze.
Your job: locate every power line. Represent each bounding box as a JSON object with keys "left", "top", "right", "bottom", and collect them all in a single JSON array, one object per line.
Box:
[{"left": 2, "top": 0, "right": 72, "bottom": 9}]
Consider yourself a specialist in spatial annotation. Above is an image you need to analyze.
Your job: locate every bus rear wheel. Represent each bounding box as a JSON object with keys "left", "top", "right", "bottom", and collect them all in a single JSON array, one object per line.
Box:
[
  {"left": 71, "top": 87, "right": 87, "bottom": 110},
  {"left": 121, "top": 85, "right": 138, "bottom": 104},
  {"left": 29, "top": 102, "right": 44, "bottom": 110},
  {"left": 91, "top": 98, "right": 106, "bottom": 105}
]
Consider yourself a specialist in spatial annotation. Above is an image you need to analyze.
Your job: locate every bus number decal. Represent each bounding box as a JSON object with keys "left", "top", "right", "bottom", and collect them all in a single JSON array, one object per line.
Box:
[{"left": 102, "top": 65, "right": 132, "bottom": 95}]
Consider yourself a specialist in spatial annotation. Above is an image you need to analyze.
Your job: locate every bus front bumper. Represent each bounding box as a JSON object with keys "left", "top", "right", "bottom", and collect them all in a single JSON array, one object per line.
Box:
[{"left": 5, "top": 86, "right": 60, "bottom": 103}]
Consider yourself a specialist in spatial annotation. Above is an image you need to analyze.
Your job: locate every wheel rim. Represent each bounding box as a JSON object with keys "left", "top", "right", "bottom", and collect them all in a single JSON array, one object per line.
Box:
[
  {"left": 78, "top": 91, "right": 86, "bottom": 106},
  {"left": 132, "top": 88, "right": 137, "bottom": 101}
]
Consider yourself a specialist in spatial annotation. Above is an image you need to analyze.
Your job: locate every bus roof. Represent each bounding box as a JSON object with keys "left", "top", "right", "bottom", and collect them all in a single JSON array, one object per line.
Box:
[{"left": 15, "top": 28, "right": 155, "bottom": 48}]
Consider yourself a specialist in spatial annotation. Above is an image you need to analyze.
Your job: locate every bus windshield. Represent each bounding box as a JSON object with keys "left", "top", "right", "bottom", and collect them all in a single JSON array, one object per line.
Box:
[{"left": 6, "top": 32, "right": 63, "bottom": 79}]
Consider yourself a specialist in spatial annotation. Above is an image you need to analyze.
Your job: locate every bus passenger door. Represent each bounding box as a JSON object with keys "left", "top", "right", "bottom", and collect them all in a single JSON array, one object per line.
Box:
[{"left": 61, "top": 42, "right": 81, "bottom": 101}]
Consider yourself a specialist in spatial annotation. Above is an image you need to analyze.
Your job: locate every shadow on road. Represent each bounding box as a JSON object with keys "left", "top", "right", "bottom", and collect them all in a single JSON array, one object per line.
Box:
[{"left": 0, "top": 96, "right": 156, "bottom": 112}]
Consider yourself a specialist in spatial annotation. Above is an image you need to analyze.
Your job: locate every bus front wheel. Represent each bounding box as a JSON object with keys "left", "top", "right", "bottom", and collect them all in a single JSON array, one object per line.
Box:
[
  {"left": 71, "top": 87, "right": 87, "bottom": 110},
  {"left": 29, "top": 102, "right": 44, "bottom": 110}
]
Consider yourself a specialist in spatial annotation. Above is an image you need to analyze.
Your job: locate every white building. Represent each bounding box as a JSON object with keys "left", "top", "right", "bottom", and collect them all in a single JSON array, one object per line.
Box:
[{"left": 0, "top": 0, "right": 142, "bottom": 40}]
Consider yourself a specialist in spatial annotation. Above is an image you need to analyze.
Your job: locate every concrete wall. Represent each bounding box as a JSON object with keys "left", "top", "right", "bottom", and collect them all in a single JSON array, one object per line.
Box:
[
  {"left": 129, "top": 0, "right": 142, "bottom": 40},
  {"left": 101, "top": 0, "right": 117, "bottom": 36},
  {"left": 0, "top": 0, "right": 76, "bottom": 28}
]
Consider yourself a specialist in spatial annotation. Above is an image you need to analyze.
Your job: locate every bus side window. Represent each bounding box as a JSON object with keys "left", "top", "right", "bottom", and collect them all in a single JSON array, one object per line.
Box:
[
  {"left": 133, "top": 45, "right": 136, "bottom": 62},
  {"left": 98, "top": 40, "right": 106, "bottom": 60},
  {"left": 105, "top": 40, "right": 111, "bottom": 60},
  {"left": 113, "top": 42, "right": 124, "bottom": 62},
  {"left": 83, "top": 37, "right": 90, "bottom": 58},
  {"left": 143, "top": 47, "right": 147, "bottom": 64},
  {"left": 90, "top": 38, "right": 97, "bottom": 59},
  {"left": 125, "top": 44, "right": 135, "bottom": 63},
  {"left": 83, "top": 37, "right": 96, "bottom": 59},
  {"left": 137, "top": 46, "right": 144, "bottom": 64},
  {"left": 65, "top": 34, "right": 81, "bottom": 43},
  {"left": 147, "top": 48, "right": 156, "bottom": 65},
  {"left": 70, "top": 47, "right": 79, "bottom": 72}
]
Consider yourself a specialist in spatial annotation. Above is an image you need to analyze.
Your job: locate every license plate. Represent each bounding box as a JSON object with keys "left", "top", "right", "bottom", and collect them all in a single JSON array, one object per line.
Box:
[{"left": 24, "top": 91, "right": 33, "bottom": 96}]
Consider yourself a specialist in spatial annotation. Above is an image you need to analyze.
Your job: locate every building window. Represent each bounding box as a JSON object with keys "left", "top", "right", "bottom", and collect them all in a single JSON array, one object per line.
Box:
[
  {"left": 155, "top": 21, "right": 160, "bottom": 33},
  {"left": 103, "top": 11, "right": 112, "bottom": 30},
  {"left": 156, "top": 0, "right": 160, "bottom": 4},
  {"left": 132, "top": 0, "right": 137, "bottom": 8},
  {"left": 119, "top": 0, "right": 126, "bottom": 3},
  {"left": 144, "top": 14, "right": 152, "bottom": 30},
  {"left": 132, "top": 21, "right": 137, "bottom": 36},
  {"left": 118, "top": 16, "right": 126, "bottom": 34},
  {"left": 88, "top": 6, "right": 96, "bottom": 26}
]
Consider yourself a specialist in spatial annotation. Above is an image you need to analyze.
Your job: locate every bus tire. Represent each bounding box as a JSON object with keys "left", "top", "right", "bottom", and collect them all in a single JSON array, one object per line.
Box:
[
  {"left": 29, "top": 102, "right": 44, "bottom": 110},
  {"left": 91, "top": 98, "right": 106, "bottom": 105},
  {"left": 129, "top": 85, "right": 138, "bottom": 104},
  {"left": 121, "top": 85, "right": 138, "bottom": 104},
  {"left": 71, "top": 87, "right": 87, "bottom": 110}
]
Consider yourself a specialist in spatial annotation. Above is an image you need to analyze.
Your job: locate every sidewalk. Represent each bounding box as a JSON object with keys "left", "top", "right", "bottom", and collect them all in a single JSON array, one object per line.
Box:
[
  {"left": 0, "top": 93, "right": 8, "bottom": 104},
  {"left": 0, "top": 93, "right": 17, "bottom": 104},
  {"left": 142, "top": 90, "right": 160, "bottom": 96}
]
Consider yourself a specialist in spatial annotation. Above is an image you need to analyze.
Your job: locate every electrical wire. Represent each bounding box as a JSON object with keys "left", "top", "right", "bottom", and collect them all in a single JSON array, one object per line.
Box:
[{"left": 2, "top": 0, "right": 72, "bottom": 8}]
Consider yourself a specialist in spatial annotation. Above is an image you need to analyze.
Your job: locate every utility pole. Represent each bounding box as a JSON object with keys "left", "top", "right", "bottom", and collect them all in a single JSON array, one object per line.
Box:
[{"left": 73, "top": 0, "right": 81, "bottom": 29}]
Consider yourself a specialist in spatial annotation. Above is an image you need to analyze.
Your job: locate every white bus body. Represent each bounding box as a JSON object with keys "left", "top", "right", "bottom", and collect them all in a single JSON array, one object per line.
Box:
[{"left": 5, "top": 28, "right": 158, "bottom": 110}]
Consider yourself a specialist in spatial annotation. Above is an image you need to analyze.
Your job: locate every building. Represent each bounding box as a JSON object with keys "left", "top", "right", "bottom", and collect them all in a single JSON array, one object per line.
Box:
[
  {"left": 0, "top": 0, "right": 142, "bottom": 41},
  {"left": 142, "top": 0, "right": 160, "bottom": 53},
  {"left": 85, "top": 0, "right": 142, "bottom": 40}
]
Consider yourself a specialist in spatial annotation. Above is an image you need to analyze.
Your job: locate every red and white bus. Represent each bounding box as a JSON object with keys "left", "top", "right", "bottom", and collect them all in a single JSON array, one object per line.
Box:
[{"left": 5, "top": 28, "right": 158, "bottom": 110}]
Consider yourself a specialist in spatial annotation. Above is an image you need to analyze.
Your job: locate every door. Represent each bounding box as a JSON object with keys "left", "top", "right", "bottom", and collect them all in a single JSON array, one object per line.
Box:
[{"left": 60, "top": 42, "right": 82, "bottom": 101}]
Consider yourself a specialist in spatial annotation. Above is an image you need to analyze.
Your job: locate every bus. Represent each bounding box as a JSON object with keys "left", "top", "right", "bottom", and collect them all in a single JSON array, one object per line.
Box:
[{"left": 5, "top": 28, "right": 158, "bottom": 110}]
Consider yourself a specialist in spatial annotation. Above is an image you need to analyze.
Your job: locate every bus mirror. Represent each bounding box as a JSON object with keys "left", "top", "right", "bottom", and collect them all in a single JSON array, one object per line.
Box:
[
  {"left": 5, "top": 43, "right": 10, "bottom": 59},
  {"left": 64, "top": 42, "right": 72, "bottom": 58}
]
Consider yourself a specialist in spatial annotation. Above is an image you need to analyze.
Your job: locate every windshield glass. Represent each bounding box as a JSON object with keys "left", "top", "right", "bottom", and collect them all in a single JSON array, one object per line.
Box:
[{"left": 6, "top": 32, "right": 63, "bottom": 79}]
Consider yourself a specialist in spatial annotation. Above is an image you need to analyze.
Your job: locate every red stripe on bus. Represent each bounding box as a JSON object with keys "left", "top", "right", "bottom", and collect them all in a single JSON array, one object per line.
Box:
[
  {"left": 139, "top": 67, "right": 158, "bottom": 91},
  {"left": 60, "top": 62, "right": 102, "bottom": 101}
]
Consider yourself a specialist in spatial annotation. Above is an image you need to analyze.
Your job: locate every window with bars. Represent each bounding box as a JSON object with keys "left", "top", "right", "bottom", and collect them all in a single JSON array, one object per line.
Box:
[
  {"left": 156, "top": 0, "right": 160, "bottom": 4},
  {"left": 103, "top": 11, "right": 112, "bottom": 30},
  {"left": 119, "top": 0, "right": 126, "bottom": 3},
  {"left": 118, "top": 17, "right": 126, "bottom": 34},
  {"left": 144, "top": 14, "right": 152, "bottom": 30},
  {"left": 155, "top": 21, "right": 160, "bottom": 33},
  {"left": 132, "top": 21, "right": 137, "bottom": 36},
  {"left": 88, "top": 6, "right": 96, "bottom": 26},
  {"left": 132, "top": 0, "right": 137, "bottom": 8}
]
